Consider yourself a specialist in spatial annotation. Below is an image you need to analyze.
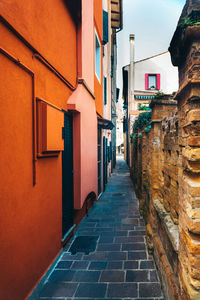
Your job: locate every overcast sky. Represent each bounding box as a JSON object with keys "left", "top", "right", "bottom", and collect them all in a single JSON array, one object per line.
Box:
[{"left": 117, "top": 0, "right": 186, "bottom": 97}]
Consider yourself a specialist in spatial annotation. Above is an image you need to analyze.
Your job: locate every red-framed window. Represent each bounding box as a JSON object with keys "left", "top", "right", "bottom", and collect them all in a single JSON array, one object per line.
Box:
[{"left": 145, "top": 73, "right": 160, "bottom": 90}]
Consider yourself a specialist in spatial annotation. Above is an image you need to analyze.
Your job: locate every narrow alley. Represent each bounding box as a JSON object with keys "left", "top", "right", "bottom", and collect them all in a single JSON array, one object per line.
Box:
[
  {"left": 1, "top": 1, "right": 200, "bottom": 299},
  {"left": 38, "top": 158, "right": 163, "bottom": 300}
]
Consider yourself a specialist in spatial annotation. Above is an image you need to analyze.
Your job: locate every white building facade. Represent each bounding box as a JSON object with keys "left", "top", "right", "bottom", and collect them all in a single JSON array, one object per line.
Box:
[{"left": 122, "top": 37, "right": 179, "bottom": 166}]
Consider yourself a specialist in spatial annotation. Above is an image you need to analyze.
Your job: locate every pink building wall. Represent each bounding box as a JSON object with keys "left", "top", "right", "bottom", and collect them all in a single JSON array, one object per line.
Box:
[{"left": 68, "top": 85, "right": 97, "bottom": 209}]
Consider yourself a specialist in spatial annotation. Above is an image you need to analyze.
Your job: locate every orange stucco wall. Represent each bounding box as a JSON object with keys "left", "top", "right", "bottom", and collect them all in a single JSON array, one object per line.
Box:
[
  {"left": 81, "top": 0, "right": 94, "bottom": 92},
  {"left": 0, "top": 1, "right": 77, "bottom": 299},
  {"left": 94, "top": 0, "right": 103, "bottom": 117},
  {"left": 0, "top": 0, "right": 77, "bottom": 86},
  {"left": 0, "top": 0, "right": 103, "bottom": 298},
  {"left": 94, "top": 0, "right": 103, "bottom": 39}
]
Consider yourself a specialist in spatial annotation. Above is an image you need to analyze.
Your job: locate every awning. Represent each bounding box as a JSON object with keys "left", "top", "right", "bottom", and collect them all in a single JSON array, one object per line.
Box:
[{"left": 98, "top": 117, "right": 114, "bottom": 130}]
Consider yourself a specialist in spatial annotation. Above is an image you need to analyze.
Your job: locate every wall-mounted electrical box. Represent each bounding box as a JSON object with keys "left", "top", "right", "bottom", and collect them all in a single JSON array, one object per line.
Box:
[{"left": 37, "top": 98, "right": 64, "bottom": 157}]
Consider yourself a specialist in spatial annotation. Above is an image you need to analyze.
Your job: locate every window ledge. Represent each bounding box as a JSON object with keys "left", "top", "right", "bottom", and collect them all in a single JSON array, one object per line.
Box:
[{"left": 153, "top": 199, "right": 179, "bottom": 253}]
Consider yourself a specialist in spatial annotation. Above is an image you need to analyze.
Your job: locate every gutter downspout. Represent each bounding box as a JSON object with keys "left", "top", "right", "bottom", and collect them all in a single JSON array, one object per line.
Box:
[
  {"left": 0, "top": 47, "right": 37, "bottom": 186},
  {"left": 129, "top": 34, "right": 135, "bottom": 112}
]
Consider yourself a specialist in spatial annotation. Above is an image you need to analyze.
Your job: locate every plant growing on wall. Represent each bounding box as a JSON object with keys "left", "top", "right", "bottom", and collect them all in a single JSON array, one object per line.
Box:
[
  {"left": 132, "top": 111, "right": 152, "bottom": 134},
  {"left": 138, "top": 103, "right": 150, "bottom": 111},
  {"left": 154, "top": 91, "right": 165, "bottom": 99},
  {"left": 179, "top": 11, "right": 200, "bottom": 31}
]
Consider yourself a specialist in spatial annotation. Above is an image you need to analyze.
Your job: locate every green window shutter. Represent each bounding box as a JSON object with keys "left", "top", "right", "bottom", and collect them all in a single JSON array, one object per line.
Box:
[
  {"left": 103, "top": 10, "right": 108, "bottom": 45},
  {"left": 104, "top": 77, "right": 107, "bottom": 105}
]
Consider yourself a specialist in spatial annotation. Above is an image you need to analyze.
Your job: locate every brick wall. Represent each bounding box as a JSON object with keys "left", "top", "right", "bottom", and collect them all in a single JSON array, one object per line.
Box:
[
  {"left": 131, "top": 1, "right": 200, "bottom": 296},
  {"left": 130, "top": 97, "right": 181, "bottom": 299}
]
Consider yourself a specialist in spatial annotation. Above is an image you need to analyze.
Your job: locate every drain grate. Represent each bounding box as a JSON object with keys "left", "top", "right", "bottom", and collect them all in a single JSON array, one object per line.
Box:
[{"left": 69, "top": 236, "right": 99, "bottom": 255}]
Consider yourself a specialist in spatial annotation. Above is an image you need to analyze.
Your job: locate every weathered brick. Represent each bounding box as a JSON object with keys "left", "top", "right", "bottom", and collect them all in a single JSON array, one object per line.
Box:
[
  {"left": 188, "top": 136, "right": 200, "bottom": 147},
  {"left": 186, "top": 110, "right": 200, "bottom": 123},
  {"left": 182, "top": 148, "right": 200, "bottom": 162}
]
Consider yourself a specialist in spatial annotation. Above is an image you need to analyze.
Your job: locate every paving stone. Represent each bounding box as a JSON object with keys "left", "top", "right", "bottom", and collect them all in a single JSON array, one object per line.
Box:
[
  {"left": 96, "top": 243, "right": 121, "bottom": 251},
  {"left": 89, "top": 261, "right": 107, "bottom": 270},
  {"left": 84, "top": 218, "right": 99, "bottom": 222},
  {"left": 73, "top": 270, "right": 100, "bottom": 282},
  {"left": 77, "top": 228, "right": 96, "bottom": 233},
  {"left": 140, "top": 219, "right": 145, "bottom": 226},
  {"left": 75, "top": 283, "right": 107, "bottom": 298},
  {"left": 107, "top": 251, "right": 127, "bottom": 261},
  {"left": 39, "top": 282, "right": 78, "bottom": 297},
  {"left": 78, "top": 231, "right": 100, "bottom": 236},
  {"left": 135, "top": 226, "right": 146, "bottom": 230},
  {"left": 122, "top": 243, "right": 146, "bottom": 251},
  {"left": 80, "top": 222, "right": 97, "bottom": 227},
  {"left": 150, "top": 270, "right": 159, "bottom": 282},
  {"left": 124, "top": 260, "right": 139, "bottom": 269},
  {"left": 98, "top": 236, "right": 114, "bottom": 243},
  {"left": 62, "top": 253, "right": 83, "bottom": 261},
  {"left": 116, "top": 224, "right": 135, "bottom": 230},
  {"left": 128, "top": 251, "right": 147, "bottom": 260},
  {"left": 106, "top": 261, "right": 123, "bottom": 269},
  {"left": 114, "top": 236, "right": 144, "bottom": 243},
  {"left": 95, "top": 228, "right": 114, "bottom": 232},
  {"left": 114, "top": 231, "right": 128, "bottom": 236},
  {"left": 107, "top": 283, "right": 138, "bottom": 298},
  {"left": 83, "top": 252, "right": 108, "bottom": 261},
  {"left": 100, "top": 270, "right": 125, "bottom": 282},
  {"left": 139, "top": 283, "right": 162, "bottom": 297},
  {"left": 129, "top": 230, "right": 146, "bottom": 236},
  {"left": 55, "top": 261, "right": 73, "bottom": 269},
  {"left": 121, "top": 218, "right": 139, "bottom": 225},
  {"left": 140, "top": 260, "right": 155, "bottom": 269},
  {"left": 48, "top": 270, "right": 75, "bottom": 282},
  {"left": 126, "top": 270, "right": 149, "bottom": 282},
  {"left": 71, "top": 261, "right": 89, "bottom": 269},
  {"left": 98, "top": 231, "right": 119, "bottom": 236}
]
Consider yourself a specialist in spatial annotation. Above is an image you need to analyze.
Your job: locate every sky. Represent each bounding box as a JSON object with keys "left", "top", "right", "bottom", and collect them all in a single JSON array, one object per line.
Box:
[{"left": 117, "top": 0, "right": 186, "bottom": 98}]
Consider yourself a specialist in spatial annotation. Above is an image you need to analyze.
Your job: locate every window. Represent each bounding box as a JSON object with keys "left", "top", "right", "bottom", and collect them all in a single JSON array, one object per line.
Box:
[
  {"left": 95, "top": 30, "right": 101, "bottom": 82},
  {"left": 145, "top": 74, "right": 160, "bottom": 90},
  {"left": 148, "top": 75, "right": 156, "bottom": 89}
]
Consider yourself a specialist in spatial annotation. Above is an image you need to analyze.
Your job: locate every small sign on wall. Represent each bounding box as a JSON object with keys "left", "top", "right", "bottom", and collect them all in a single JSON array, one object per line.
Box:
[{"left": 37, "top": 98, "right": 64, "bottom": 156}]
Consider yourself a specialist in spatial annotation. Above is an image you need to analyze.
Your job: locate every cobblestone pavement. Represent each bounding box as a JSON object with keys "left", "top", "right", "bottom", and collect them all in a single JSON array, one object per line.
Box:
[{"left": 38, "top": 158, "right": 164, "bottom": 300}]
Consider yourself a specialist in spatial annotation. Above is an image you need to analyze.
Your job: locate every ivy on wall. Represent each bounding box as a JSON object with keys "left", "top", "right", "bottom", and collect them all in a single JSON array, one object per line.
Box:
[
  {"left": 179, "top": 11, "right": 200, "bottom": 31},
  {"left": 132, "top": 111, "right": 152, "bottom": 134},
  {"left": 138, "top": 103, "right": 149, "bottom": 111}
]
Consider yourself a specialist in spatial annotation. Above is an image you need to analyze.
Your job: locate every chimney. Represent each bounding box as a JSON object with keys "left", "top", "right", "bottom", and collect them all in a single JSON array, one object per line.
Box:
[{"left": 129, "top": 34, "right": 135, "bottom": 112}]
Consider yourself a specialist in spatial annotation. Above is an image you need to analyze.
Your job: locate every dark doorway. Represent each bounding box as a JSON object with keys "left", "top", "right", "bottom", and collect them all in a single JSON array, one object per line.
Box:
[
  {"left": 103, "top": 136, "right": 108, "bottom": 190},
  {"left": 62, "top": 112, "right": 74, "bottom": 239},
  {"left": 98, "top": 128, "right": 102, "bottom": 196}
]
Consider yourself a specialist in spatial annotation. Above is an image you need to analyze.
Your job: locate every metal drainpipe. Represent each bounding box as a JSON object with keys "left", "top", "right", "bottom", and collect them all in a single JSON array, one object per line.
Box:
[{"left": 0, "top": 47, "right": 37, "bottom": 186}]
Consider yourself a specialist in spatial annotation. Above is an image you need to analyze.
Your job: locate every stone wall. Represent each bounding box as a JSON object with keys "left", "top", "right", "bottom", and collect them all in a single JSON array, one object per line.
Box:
[
  {"left": 131, "top": 97, "right": 181, "bottom": 299},
  {"left": 131, "top": 1, "right": 200, "bottom": 298},
  {"left": 131, "top": 94, "right": 200, "bottom": 300}
]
